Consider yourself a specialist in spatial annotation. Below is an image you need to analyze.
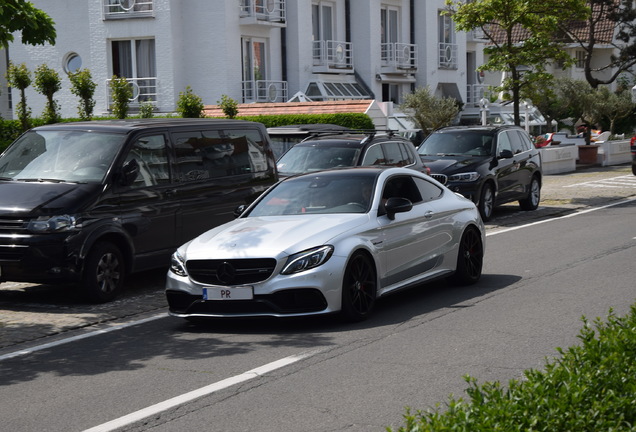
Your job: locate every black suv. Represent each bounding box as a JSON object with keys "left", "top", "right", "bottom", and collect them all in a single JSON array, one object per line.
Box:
[
  {"left": 417, "top": 125, "right": 542, "bottom": 221},
  {"left": 276, "top": 130, "right": 428, "bottom": 178}
]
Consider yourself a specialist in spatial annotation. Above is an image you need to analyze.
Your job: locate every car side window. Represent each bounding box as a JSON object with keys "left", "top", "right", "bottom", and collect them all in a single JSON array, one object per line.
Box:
[
  {"left": 413, "top": 177, "right": 443, "bottom": 202},
  {"left": 382, "top": 142, "right": 407, "bottom": 167},
  {"left": 124, "top": 134, "right": 170, "bottom": 188},
  {"left": 508, "top": 131, "right": 526, "bottom": 154},
  {"left": 172, "top": 128, "right": 269, "bottom": 182},
  {"left": 361, "top": 144, "right": 386, "bottom": 165},
  {"left": 515, "top": 130, "right": 533, "bottom": 152},
  {"left": 382, "top": 175, "right": 423, "bottom": 204},
  {"left": 398, "top": 142, "right": 415, "bottom": 165},
  {"left": 497, "top": 132, "right": 513, "bottom": 154}
]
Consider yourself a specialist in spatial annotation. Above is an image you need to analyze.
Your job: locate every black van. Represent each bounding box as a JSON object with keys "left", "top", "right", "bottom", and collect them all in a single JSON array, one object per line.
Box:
[{"left": 0, "top": 118, "right": 277, "bottom": 301}]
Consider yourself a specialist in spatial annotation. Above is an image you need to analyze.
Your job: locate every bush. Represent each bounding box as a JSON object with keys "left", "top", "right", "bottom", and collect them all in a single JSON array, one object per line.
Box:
[
  {"left": 33, "top": 64, "right": 62, "bottom": 124},
  {"left": 68, "top": 68, "right": 97, "bottom": 121},
  {"left": 109, "top": 75, "right": 133, "bottom": 119},
  {"left": 177, "top": 86, "right": 204, "bottom": 118},
  {"left": 217, "top": 94, "right": 239, "bottom": 119},
  {"left": 6, "top": 62, "right": 32, "bottom": 131},
  {"left": 235, "top": 113, "right": 375, "bottom": 130},
  {"left": 388, "top": 305, "right": 636, "bottom": 431}
]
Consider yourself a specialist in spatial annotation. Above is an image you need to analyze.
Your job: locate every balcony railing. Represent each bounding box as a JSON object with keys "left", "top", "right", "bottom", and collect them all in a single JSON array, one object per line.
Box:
[
  {"left": 438, "top": 42, "right": 458, "bottom": 69},
  {"left": 106, "top": 77, "right": 157, "bottom": 108},
  {"left": 381, "top": 43, "right": 418, "bottom": 71},
  {"left": 239, "top": 0, "right": 286, "bottom": 24},
  {"left": 242, "top": 80, "right": 288, "bottom": 103},
  {"left": 466, "top": 28, "right": 488, "bottom": 42},
  {"left": 313, "top": 40, "right": 353, "bottom": 71},
  {"left": 103, "top": 0, "right": 153, "bottom": 19}
]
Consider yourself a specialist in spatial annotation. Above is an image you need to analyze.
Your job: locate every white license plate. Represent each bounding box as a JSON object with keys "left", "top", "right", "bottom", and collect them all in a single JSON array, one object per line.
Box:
[{"left": 203, "top": 286, "right": 253, "bottom": 300}]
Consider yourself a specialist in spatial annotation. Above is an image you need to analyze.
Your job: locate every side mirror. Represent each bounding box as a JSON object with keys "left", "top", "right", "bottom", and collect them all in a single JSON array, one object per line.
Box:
[
  {"left": 384, "top": 197, "right": 412, "bottom": 220},
  {"left": 119, "top": 159, "right": 140, "bottom": 186},
  {"left": 499, "top": 149, "right": 514, "bottom": 159}
]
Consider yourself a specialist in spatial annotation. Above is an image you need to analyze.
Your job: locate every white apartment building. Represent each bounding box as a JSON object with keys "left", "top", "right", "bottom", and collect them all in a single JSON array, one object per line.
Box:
[{"left": 4, "top": 0, "right": 485, "bottom": 123}]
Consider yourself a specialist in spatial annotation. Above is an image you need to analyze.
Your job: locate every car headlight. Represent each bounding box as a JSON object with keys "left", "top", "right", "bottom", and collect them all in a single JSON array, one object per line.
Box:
[
  {"left": 27, "top": 215, "right": 78, "bottom": 233},
  {"left": 449, "top": 172, "right": 480, "bottom": 182},
  {"left": 281, "top": 245, "right": 334, "bottom": 275},
  {"left": 170, "top": 250, "right": 188, "bottom": 277}
]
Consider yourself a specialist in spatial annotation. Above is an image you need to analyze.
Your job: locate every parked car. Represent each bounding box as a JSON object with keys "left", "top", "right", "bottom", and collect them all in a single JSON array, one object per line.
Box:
[
  {"left": 417, "top": 125, "right": 542, "bottom": 221},
  {"left": 267, "top": 124, "right": 351, "bottom": 159},
  {"left": 0, "top": 119, "right": 277, "bottom": 302},
  {"left": 276, "top": 130, "right": 429, "bottom": 178},
  {"left": 166, "top": 167, "right": 485, "bottom": 322}
]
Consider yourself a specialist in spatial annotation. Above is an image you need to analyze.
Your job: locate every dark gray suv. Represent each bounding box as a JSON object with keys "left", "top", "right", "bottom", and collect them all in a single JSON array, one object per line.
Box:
[{"left": 417, "top": 125, "right": 542, "bottom": 221}]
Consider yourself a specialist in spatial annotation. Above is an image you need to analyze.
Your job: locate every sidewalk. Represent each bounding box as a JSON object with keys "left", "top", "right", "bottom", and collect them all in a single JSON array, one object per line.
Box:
[{"left": 1, "top": 163, "right": 635, "bottom": 352}]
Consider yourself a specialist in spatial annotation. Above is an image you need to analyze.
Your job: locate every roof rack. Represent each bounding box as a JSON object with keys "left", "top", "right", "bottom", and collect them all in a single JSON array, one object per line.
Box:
[{"left": 302, "top": 128, "right": 401, "bottom": 142}]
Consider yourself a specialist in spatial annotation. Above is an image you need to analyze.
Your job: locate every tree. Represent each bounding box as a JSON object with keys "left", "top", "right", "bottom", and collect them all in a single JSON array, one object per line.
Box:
[
  {"left": 108, "top": 76, "right": 132, "bottom": 119},
  {"left": 33, "top": 64, "right": 61, "bottom": 124},
  {"left": 447, "top": 0, "right": 588, "bottom": 126},
  {"left": 6, "top": 62, "right": 32, "bottom": 131},
  {"left": 68, "top": 68, "right": 97, "bottom": 120},
  {"left": 0, "top": 0, "right": 56, "bottom": 48},
  {"left": 557, "top": 0, "right": 636, "bottom": 89},
  {"left": 400, "top": 86, "right": 460, "bottom": 137},
  {"left": 591, "top": 86, "right": 634, "bottom": 134}
]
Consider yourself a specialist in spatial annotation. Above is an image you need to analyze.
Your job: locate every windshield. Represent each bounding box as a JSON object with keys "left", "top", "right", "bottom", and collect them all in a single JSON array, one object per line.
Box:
[
  {"left": 418, "top": 132, "right": 494, "bottom": 157},
  {"left": 276, "top": 146, "right": 361, "bottom": 175},
  {"left": 248, "top": 173, "right": 375, "bottom": 216},
  {"left": 0, "top": 130, "right": 124, "bottom": 183}
]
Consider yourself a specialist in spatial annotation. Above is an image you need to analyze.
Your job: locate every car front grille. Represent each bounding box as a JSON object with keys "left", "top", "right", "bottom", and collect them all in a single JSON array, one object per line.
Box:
[
  {"left": 186, "top": 258, "right": 277, "bottom": 286},
  {"left": 430, "top": 174, "right": 448, "bottom": 185}
]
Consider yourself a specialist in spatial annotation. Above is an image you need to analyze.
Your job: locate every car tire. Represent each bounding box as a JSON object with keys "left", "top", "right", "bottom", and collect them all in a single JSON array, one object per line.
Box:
[
  {"left": 478, "top": 183, "right": 494, "bottom": 221},
  {"left": 82, "top": 241, "right": 125, "bottom": 303},
  {"left": 632, "top": 163, "right": 636, "bottom": 176},
  {"left": 447, "top": 226, "right": 483, "bottom": 285},
  {"left": 340, "top": 252, "right": 377, "bottom": 322},
  {"left": 519, "top": 176, "right": 541, "bottom": 211}
]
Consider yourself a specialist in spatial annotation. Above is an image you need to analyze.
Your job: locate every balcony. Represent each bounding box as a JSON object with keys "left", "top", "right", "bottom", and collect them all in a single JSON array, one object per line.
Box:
[
  {"left": 242, "top": 80, "right": 288, "bottom": 103},
  {"left": 239, "top": 0, "right": 286, "bottom": 26},
  {"left": 103, "top": 0, "right": 153, "bottom": 19},
  {"left": 381, "top": 43, "right": 418, "bottom": 73},
  {"left": 313, "top": 40, "right": 354, "bottom": 73},
  {"left": 466, "top": 28, "right": 488, "bottom": 43},
  {"left": 106, "top": 77, "right": 157, "bottom": 109},
  {"left": 438, "top": 42, "right": 458, "bottom": 69}
]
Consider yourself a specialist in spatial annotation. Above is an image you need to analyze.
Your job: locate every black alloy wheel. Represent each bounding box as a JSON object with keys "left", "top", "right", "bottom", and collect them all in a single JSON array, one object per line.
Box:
[
  {"left": 83, "top": 241, "right": 125, "bottom": 303},
  {"left": 478, "top": 183, "right": 494, "bottom": 221},
  {"left": 447, "top": 227, "right": 483, "bottom": 285},
  {"left": 341, "top": 252, "right": 377, "bottom": 322}
]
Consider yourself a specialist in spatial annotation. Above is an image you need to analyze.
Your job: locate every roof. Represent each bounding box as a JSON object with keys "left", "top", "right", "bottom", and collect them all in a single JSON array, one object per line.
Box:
[
  {"left": 204, "top": 100, "right": 379, "bottom": 117},
  {"left": 33, "top": 118, "right": 263, "bottom": 133}
]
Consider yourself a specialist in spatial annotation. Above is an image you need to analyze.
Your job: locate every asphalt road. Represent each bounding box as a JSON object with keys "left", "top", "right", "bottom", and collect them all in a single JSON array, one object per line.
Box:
[
  {"left": 0, "top": 164, "right": 635, "bottom": 353},
  {"left": 0, "top": 165, "right": 633, "bottom": 432}
]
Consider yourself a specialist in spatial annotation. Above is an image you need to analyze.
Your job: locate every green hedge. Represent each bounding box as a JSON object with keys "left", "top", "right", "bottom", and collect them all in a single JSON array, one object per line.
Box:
[
  {"left": 388, "top": 305, "right": 636, "bottom": 431},
  {"left": 0, "top": 112, "right": 374, "bottom": 153}
]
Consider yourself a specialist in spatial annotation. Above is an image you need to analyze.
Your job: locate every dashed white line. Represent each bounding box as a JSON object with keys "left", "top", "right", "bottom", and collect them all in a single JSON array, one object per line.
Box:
[{"left": 82, "top": 350, "right": 321, "bottom": 432}]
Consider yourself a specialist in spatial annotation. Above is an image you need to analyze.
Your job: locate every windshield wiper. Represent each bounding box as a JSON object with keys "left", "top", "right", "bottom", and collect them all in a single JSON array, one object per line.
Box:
[{"left": 16, "top": 178, "right": 69, "bottom": 183}]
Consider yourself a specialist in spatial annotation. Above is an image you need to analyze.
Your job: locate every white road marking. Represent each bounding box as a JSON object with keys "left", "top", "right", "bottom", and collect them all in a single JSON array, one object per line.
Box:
[
  {"left": 82, "top": 350, "right": 321, "bottom": 432},
  {"left": 563, "top": 175, "right": 636, "bottom": 188},
  {"left": 0, "top": 313, "right": 167, "bottom": 361}
]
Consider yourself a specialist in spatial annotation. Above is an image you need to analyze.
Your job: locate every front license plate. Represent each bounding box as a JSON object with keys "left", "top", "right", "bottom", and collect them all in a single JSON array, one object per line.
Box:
[{"left": 203, "top": 286, "right": 253, "bottom": 300}]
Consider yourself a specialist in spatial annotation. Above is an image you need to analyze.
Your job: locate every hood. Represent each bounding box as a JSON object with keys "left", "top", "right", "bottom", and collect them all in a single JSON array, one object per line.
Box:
[
  {"left": 182, "top": 213, "right": 369, "bottom": 260},
  {"left": 419, "top": 155, "right": 489, "bottom": 175},
  {"left": 0, "top": 181, "right": 101, "bottom": 216}
]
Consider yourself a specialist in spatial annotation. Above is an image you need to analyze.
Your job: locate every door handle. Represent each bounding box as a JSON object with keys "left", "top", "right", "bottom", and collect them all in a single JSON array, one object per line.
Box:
[{"left": 424, "top": 210, "right": 434, "bottom": 219}]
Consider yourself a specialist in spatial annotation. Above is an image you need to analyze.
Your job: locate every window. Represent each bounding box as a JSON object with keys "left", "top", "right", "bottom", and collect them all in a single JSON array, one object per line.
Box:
[
  {"left": 312, "top": 2, "right": 334, "bottom": 41},
  {"left": 414, "top": 177, "right": 443, "bottom": 202},
  {"left": 382, "top": 176, "right": 422, "bottom": 204},
  {"left": 575, "top": 51, "right": 585, "bottom": 69},
  {"left": 497, "top": 131, "right": 513, "bottom": 154},
  {"left": 124, "top": 135, "right": 170, "bottom": 188},
  {"left": 382, "top": 142, "right": 408, "bottom": 167},
  {"left": 111, "top": 39, "right": 156, "bottom": 102},
  {"left": 362, "top": 144, "right": 386, "bottom": 165},
  {"left": 172, "top": 129, "right": 269, "bottom": 182},
  {"left": 63, "top": 52, "right": 82, "bottom": 74},
  {"left": 381, "top": 6, "right": 399, "bottom": 47},
  {"left": 438, "top": 12, "right": 456, "bottom": 68},
  {"left": 382, "top": 83, "right": 400, "bottom": 104}
]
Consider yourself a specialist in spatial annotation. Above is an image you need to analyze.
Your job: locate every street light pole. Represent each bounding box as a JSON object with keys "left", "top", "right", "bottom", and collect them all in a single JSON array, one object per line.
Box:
[{"left": 479, "top": 98, "right": 489, "bottom": 126}]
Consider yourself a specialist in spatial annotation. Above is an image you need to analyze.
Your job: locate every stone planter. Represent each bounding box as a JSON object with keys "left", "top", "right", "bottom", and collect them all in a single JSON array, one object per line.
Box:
[{"left": 578, "top": 145, "right": 600, "bottom": 165}]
